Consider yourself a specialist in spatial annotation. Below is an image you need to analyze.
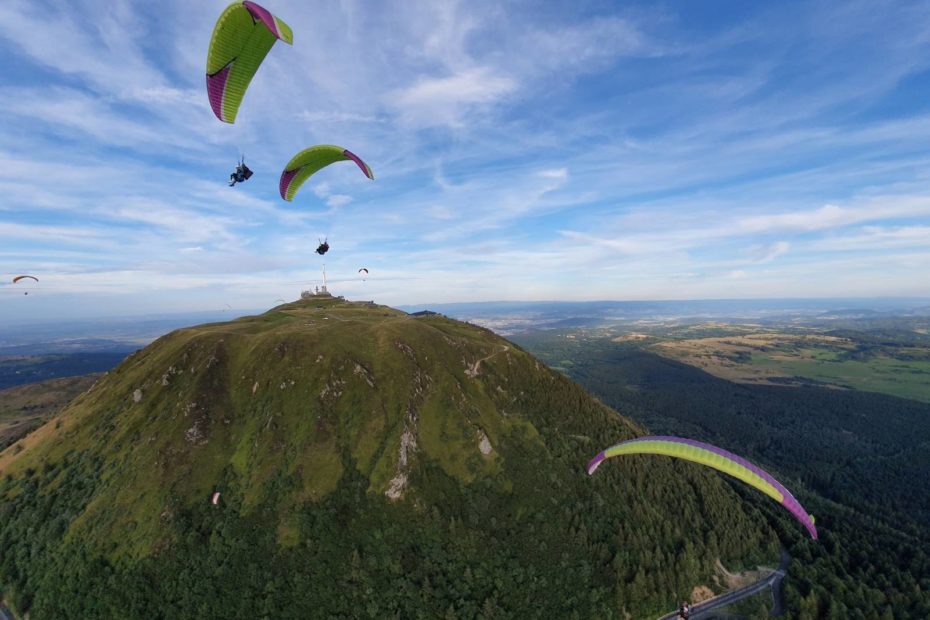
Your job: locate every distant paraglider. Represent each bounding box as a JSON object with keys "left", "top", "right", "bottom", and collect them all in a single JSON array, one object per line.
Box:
[
  {"left": 228, "top": 156, "right": 253, "bottom": 186},
  {"left": 279, "top": 145, "right": 374, "bottom": 202},
  {"left": 211, "top": 492, "right": 221, "bottom": 505},
  {"left": 315, "top": 238, "right": 330, "bottom": 255},
  {"left": 13, "top": 275, "right": 38, "bottom": 295},
  {"left": 587, "top": 436, "right": 818, "bottom": 539},
  {"left": 206, "top": 1, "right": 293, "bottom": 124},
  {"left": 358, "top": 268, "right": 368, "bottom": 275}
]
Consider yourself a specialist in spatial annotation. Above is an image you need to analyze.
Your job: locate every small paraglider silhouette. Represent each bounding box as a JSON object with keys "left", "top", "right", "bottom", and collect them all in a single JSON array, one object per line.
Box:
[
  {"left": 358, "top": 268, "right": 368, "bottom": 281},
  {"left": 13, "top": 275, "right": 37, "bottom": 295},
  {"left": 228, "top": 156, "right": 253, "bottom": 187},
  {"left": 315, "top": 238, "right": 330, "bottom": 255}
]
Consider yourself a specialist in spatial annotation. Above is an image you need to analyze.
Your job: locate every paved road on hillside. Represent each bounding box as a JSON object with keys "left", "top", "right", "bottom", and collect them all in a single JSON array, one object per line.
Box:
[
  {"left": 466, "top": 345, "right": 509, "bottom": 377},
  {"left": 658, "top": 551, "right": 791, "bottom": 619}
]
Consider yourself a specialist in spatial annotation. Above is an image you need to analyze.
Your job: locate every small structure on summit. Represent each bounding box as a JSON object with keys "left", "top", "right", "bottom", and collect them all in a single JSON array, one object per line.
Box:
[{"left": 301, "top": 263, "right": 345, "bottom": 300}]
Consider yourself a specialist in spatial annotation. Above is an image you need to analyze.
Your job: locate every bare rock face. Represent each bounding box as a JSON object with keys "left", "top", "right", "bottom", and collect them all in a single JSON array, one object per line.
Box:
[
  {"left": 385, "top": 417, "right": 418, "bottom": 500},
  {"left": 477, "top": 430, "right": 493, "bottom": 455}
]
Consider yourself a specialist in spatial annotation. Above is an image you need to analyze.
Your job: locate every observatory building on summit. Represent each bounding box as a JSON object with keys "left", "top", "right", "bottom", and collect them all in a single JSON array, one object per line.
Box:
[{"left": 301, "top": 264, "right": 344, "bottom": 300}]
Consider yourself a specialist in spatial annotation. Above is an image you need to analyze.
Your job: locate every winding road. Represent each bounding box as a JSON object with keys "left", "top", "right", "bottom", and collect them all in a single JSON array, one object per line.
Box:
[
  {"left": 465, "top": 345, "right": 509, "bottom": 378},
  {"left": 658, "top": 551, "right": 790, "bottom": 620}
]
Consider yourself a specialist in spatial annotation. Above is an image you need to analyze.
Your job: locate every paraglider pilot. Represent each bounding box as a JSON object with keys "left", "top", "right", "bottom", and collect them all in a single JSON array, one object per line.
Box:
[
  {"left": 229, "top": 157, "right": 253, "bottom": 186},
  {"left": 316, "top": 238, "right": 330, "bottom": 255}
]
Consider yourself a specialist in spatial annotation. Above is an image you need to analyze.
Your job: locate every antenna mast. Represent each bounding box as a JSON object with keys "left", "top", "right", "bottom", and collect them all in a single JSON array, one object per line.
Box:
[{"left": 322, "top": 263, "right": 328, "bottom": 294}]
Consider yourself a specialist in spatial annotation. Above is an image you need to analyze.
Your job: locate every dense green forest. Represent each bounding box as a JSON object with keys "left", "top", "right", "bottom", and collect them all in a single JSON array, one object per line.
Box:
[
  {"left": 0, "top": 303, "right": 782, "bottom": 618},
  {"left": 514, "top": 330, "right": 930, "bottom": 619}
]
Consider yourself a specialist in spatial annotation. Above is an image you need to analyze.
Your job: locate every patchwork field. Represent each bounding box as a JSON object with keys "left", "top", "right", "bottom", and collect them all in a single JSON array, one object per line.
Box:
[{"left": 652, "top": 332, "right": 930, "bottom": 402}]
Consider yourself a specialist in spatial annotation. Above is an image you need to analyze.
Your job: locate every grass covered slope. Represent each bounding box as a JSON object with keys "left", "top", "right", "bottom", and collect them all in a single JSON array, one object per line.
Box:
[{"left": 1, "top": 299, "right": 782, "bottom": 618}]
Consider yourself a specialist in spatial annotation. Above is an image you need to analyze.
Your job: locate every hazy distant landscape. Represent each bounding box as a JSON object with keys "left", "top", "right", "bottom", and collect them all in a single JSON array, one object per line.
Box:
[
  {"left": 403, "top": 298, "right": 930, "bottom": 403},
  {"left": 4, "top": 298, "right": 929, "bottom": 396},
  {"left": 0, "top": 311, "right": 254, "bottom": 389},
  {"left": 401, "top": 297, "right": 930, "bottom": 334}
]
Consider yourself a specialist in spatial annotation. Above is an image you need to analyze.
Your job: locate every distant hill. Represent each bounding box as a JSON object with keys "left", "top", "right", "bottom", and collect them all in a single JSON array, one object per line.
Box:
[
  {"left": 0, "top": 374, "right": 99, "bottom": 450},
  {"left": 398, "top": 298, "right": 930, "bottom": 337},
  {"left": 0, "top": 299, "right": 780, "bottom": 619},
  {"left": 0, "top": 352, "right": 130, "bottom": 390}
]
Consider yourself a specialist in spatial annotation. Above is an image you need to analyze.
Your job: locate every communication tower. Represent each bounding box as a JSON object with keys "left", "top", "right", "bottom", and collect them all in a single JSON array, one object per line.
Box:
[{"left": 301, "top": 263, "right": 339, "bottom": 299}]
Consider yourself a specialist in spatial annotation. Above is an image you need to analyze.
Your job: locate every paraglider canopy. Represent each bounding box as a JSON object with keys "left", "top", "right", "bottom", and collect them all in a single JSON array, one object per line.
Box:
[
  {"left": 587, "top": 435, "right": 818, "bottom": 539},
  {"left": 279, "top": 145, "right": 373, "bottom": 202},
  {"left": 206, "top": 1, "right": 293, "bottom": 123},
  {"left": 358, "top": 268, "right": 369, "bottom": 274}
]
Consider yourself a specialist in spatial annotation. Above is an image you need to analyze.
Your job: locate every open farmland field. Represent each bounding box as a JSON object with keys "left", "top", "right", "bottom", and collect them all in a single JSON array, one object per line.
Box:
[{"left": 652, "top": 332, "right": 930, "bottom": 403}]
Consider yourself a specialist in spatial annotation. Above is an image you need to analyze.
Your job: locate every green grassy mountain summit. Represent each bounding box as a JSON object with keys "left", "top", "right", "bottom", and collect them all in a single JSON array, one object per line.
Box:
[{"left": 1, "top": 299, "right": 780, "bottom": 618}]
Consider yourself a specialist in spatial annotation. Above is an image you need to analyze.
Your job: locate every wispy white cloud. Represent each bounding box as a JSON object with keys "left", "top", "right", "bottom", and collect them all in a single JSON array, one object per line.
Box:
[
  {"left": 390, "top": 67, "right": 517, "bottom": 128},
  {"left": 2, "top": 0, "right": 930, "bottom": 322},
  {"left": 297, "top": 110, "right": 384, "bottom": 124},
  {"left": 426, "top": 205, "right": 458, "bottom": 220},
  {"left": 326, "top": 194, "right": 353, "bottom": 209},
  {"left": 0, "top": 0, "right": 166, "bottom": 97},
  {"left": 746, "top": 241, "right": 791, "bottom": 263}
]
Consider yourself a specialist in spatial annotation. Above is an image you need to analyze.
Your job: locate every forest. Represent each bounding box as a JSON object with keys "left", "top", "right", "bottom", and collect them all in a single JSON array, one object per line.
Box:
[{"left": 514, "top": 329, "right": 930, "bottom": 618}]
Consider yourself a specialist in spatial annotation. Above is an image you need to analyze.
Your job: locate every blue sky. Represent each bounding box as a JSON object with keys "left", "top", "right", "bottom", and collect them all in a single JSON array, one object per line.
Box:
[{"left": 1, "top": 0, "right": 929, "bottom": 322}]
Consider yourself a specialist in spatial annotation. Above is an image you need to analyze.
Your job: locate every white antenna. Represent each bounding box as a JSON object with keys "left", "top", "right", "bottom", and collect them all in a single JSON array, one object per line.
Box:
[{"left": 322, "top": 263, "right": 328, "bottom": 294}]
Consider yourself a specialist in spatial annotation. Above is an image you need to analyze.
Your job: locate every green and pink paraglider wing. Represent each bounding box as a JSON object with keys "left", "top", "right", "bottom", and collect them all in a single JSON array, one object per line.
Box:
[
  {"left": 279, "top": 145, "right": 374, "bottom": 201},
  {"left": 587, "top": 436, "right": 818, "bottom": 539},
  {"left": 206, "top": 1, "right": 293, "bottom": 123}
]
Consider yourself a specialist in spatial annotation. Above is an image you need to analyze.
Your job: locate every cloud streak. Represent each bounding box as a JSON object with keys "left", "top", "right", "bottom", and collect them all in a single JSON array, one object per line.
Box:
[{"left": 1, "top": 0, "right": 929, "bottom": 323}]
